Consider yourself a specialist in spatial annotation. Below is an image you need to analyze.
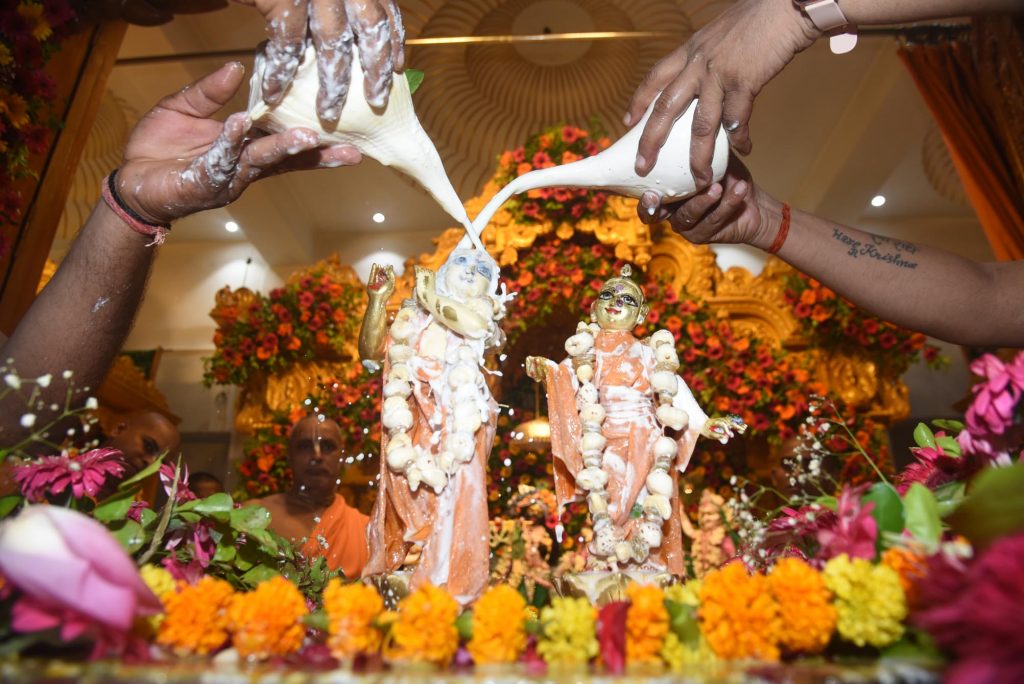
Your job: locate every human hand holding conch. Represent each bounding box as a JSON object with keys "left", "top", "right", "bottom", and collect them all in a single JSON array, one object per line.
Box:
[
  {"left": 701, "top": 415, "right": 748, "bottom": 444},
  {"left": 525, "top": 356, "right": 552, "bottom": 384},
  {"left": 366, "top": 263, "right": 395, "bottom": 301}
]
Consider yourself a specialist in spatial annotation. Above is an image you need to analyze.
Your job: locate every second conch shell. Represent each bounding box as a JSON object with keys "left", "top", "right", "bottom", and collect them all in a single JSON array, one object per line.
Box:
[{"left": 248, "top": 44, "right": 483, "bottom": 251}]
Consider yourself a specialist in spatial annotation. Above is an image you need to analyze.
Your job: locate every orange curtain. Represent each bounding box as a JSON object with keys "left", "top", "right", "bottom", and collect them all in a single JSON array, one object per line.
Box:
[{"left": 898, "top": 17, "right": 1024, "bottom": 261}]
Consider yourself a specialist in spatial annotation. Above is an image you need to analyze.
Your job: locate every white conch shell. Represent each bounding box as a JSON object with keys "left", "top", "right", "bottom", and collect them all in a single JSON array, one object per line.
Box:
[
  {"left": 448, "top": 364, "right": 476, "bottom": 387},
  {"left": 577, "top": 466, "right": 609, "bottom": 491},
  {"left": 651, "top": 370, "right": 678, "bottom": 396},
  {"left": 644, "top": 494, "right": 672, "bottom": 520},
  {"left": 388, "top": 344, "right": 414, "bottom": 364},
  {"left": 587, "top": 492, "right": 608, "bottom": 516},
  {"left": 650, "top": 330, "right": 675, "bottom": 347},
  {"left": 657, "top": 405, "right": 690, "bottom": 431},
  {"left": 646, "top": 469, "right": 674, "bottom": 497},
  {"left": 565, "top": 332, "right": 594, "bottom": 356},
  {"left": 386, "top": 444, "right": 416, "bottom": 471},
  {"left": 592, "top": 526, "right": 617, "bottom": 557},
  {"left": 581, "top": 432, "right": 607, "bottom": 453},
  {"left": 419, "top": 465, "right": 447, "bottom": 494},
  {"left": 383, "top": 379, "right": 412, "bottom": 398},
  {"left": 580, "top": 403, "right": 605, "bottom": 425},
  {"left": 637, "top": 521, "right": 663, "bottom": 549},
  {"left": 387, "top": 364, "right": 411, "bottom": 382},
  {"left": 389, "top": 319, "right": 414, "bottom": 344},
  {"left": 655, "top": 345, "right": 680, "bottom": 366},
  {"left": 653, "top": 436, "right": 679, "bottom": 460},
  {"left": 614, "top": 541, "right": 633, "bottom": 564},
  {"left": 382, "top": 407, "right": 413, "bottom": 431},
  {"left": 383, "top": 396, "right": 407, "bottom": 413},
  {"left": 576, "top": 383, "right": 599, "bottom": 406},
  {"left": 248, "top": 44, "right": 483, "bottom": 251},
  {"left": 576, "top": 364, "right": 594, "bottom": 383},
  {"left": 469, "top": 97, "right": 729, "bottom": 241}
]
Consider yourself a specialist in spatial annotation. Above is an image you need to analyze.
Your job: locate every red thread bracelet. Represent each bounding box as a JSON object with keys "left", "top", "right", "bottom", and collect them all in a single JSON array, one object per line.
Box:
[
  {"left": 101, "top": 170, "right": 171, "bottom": 246},
  {"left": 766, "top": 202, "right": 791, "bottom": 255}
]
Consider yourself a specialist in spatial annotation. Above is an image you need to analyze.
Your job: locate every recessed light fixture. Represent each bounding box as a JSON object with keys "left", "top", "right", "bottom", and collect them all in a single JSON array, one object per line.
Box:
[
  {"left": 372, "top": 212, "right": 386, "bottom": 223},
  {"left": 225, "top": 220, "right": 240, "bottom": 233},
  {"left": 870, "top": 195, "right": 886, "bottom": 208}
]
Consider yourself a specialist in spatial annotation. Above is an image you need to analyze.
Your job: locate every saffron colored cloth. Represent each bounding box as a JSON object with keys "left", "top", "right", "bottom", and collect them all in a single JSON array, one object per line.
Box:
[
  {"left": 543, "top": 329, "right": 707, "bottom": 574},
  {"left": 362, "top": 307, "right": 495, "bottom": 604},
  {"left": 300, "top": 494, "right": 370, "bottom": 579}
]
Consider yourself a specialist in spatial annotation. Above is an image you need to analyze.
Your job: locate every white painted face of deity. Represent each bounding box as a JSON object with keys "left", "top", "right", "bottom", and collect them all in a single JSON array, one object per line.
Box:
[
  {"left": 441, "top": 250, "right": 496, "bottom": 301},
  {"left": 591, "top": 279, "right": 649, "bottom": 331}
]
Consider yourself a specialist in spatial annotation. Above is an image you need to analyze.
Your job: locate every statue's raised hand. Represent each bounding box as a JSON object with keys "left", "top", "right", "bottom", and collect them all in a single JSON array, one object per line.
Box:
[
  {"left": 233, "top": 0, "right": 405, "bottom": 123},
  {"left": 366, "top": 263, "right": 395, "bottom": 301}
]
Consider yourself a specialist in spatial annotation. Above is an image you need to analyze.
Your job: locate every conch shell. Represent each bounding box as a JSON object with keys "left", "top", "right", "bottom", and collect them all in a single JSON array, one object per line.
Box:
[{"left": 248, "top": 44, "right": 483, "bottom": 250}]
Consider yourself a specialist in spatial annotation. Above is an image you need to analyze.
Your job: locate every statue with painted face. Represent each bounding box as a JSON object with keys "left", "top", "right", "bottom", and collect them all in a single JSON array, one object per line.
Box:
[
  {"left": 527, "top": 266, "right": 742, "bottom": 574},
  {"left": 358, "top": 249, "right": 507, "bottom": 604}
]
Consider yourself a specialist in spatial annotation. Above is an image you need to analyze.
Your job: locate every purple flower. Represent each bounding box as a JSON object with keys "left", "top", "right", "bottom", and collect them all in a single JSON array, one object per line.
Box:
[
  {"left": 815, "top": 485, "right": 877, "bottom": 562},
  {"left": 14, "top": 448, "right": 125, "bottom": 502},
  {"left": 913, "top": 532, "right": 1024, "bottom": 684}
]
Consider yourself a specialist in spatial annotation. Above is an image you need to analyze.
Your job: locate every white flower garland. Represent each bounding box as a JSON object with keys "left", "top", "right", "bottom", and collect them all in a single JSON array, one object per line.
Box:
[
  {"left": 380, "top": 307, "right": 489, "bottom": 495},
  {"left": 568, "top": 323, "right": 688, "bottom": 566}
]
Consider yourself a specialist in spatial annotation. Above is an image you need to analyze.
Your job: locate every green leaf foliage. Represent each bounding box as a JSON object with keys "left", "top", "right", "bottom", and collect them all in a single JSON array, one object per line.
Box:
[
  {"left": 902, "top": 484, "right": 942, "bottom": 551},
  {"left": 863, "top": 482, "right": 904, "bottom": 555},
  {"left": 912, "top": 423, "right": 935, "bottom": 449},
  {"left": 948, "top": 462, "right": 1024, "bottom": 551},
  {"left": 405, "top": 69, "right": 424, "bottom": 94}
]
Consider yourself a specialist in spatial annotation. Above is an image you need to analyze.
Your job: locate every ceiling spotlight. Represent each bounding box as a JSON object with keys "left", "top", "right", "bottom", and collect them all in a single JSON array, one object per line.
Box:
[
  {"left": 225, "top": 220, "right": 240, "bottom": 233},
  {"left": 372, "top": 212, "right": 386, "bottom": 223},
  {"left": 870, "top": 195, "right": 886, "bottom": 208}
]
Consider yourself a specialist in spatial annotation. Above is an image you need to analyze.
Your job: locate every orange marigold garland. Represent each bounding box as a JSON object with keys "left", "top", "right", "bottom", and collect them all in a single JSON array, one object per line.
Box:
[
  {"left": 699, "top": 562, "right": 782, "bottom": 661},
  {"left": 467, "top": 584, "right": 530, "bottom": 665},
  {"left": 767, "top": 557, "right": 836, "bottom": 654},
  {"left": 387, "top": 584, "right": 460, "bottom": 667},
  {"left": 157, "top": 577, "right": 236, "bottom": 656},
  {"left": 882, "top": 547, "right": 927, "bottom": 605},
  {"left": 323, "top": 579, "right": 385, "bottom": 659},
  {"left": 624, "top": 583, "right": 669, "bottom": 664},
  {"left": 227, "top": 576, "right": 308, "bottom": 660}
]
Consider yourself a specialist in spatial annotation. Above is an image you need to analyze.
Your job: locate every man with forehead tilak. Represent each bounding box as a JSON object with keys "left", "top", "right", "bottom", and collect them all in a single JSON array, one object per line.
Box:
[
  {"left": 247, "top": 413, "right": 368, "bottom": 578},
  {"left": 528, "top": 266, "right": 739, "bottom": 573}
]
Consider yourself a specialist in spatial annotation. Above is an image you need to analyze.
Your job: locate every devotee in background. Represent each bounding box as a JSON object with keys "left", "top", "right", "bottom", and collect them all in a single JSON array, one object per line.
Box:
[
  {"left": 103, "top": 410, "right": 181, "bottom": 480},
  {"left": 0, "top": 0, "right": 406, "bottom": 446},
  {"left": 628, "top": 0, "right": 1024, "bottom": 349},
  {"left": 188, "top": 472, "right": 226, "bottom": 499},
  {"left": 246, "top": 414, "right": 369, "bottom": 578}
]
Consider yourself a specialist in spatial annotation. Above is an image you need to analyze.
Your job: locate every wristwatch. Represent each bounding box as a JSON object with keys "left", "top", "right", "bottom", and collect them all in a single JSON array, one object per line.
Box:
[{"left": 793, "top": 0, "right": 858, "bottom": 54}]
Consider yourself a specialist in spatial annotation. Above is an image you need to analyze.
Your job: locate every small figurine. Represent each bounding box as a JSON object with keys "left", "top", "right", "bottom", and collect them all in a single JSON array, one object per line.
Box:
[
  {"left": 358, "top": 250, "right": 508, "bottom": 604},
  {"left": 527, "top": 265, "right": 743, "bottom": 574}
]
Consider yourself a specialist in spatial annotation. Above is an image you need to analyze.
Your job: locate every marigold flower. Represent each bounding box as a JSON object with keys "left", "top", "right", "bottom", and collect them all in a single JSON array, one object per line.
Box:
[
  {"left": 537, "top": 596, "right": 598, "bottom": 666},
  {"left": 139, "top": 564, "right": 175, "bottom": 633},
  {"left": 157, "top": 577, "right": 235, "bottom": 655},
  {"left": 699, "top": 562, "right": 782, "bottom": 661},
  {"left": 387, "top": 584, "right": 460, "bottom": 666},
  {"left": 767, "top": 557, "right": 836, "bottom": 654},
  {"left": 823, "top": 554, "right": 906, "bottom": 648},
  {"left": 881, "top": 547, "right": 926, "bottom": 602},
  {"left": 467, "top": 584, "right": 529, "bottom": 664},
  {"left": 323, "top": 579, "right": 384, "bottom": 659},
  {"left": 228, "top": 576, "right": 307, "bottom": 659},
  {"left": 625, "top": 584, "right": 669, "bottom": 664}
]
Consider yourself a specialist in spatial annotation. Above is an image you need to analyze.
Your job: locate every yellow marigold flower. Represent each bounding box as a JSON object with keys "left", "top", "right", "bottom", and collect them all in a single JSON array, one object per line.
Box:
[
  {"left": 665, "top": 580, "right": 702, "bottom": 607},
  {"left": 823, "top": 554, "right": 906, "bottom": 648},
  {"left": 468, "top": 584, "right": 529, "bottom": 664},
  {"left": 18, "top": 3, "right": 52, "bottom": 41},
  {"left": 228, "top": 576, "right": 308, "bottom": 660},
  {"left": 387, "top": 584, "right": 460, "bottom": 667},
  {"left": 157, "top": 577, "right": 235, "bottom": 655},
  {"left": 767, "top": 557, "right": 836, "bottom": 654},
  {"left": 323, "top": 579, "right": 384, "bottom": 659},
  {"left": 699, "top": 562, "right": 782, "bottom": 661},
  {"left": 537, "top": 596, "right": 598, "bottom": 666},
  {"left": 625, "top": 583, "right": 669, "bottom": 664},
  {"left": 661, "top": 631, "right": 717, "bottom": 671},
  {"left": 882, "top": 547, "right": 926, "bottom": 602},
  {"left": 138, "top": 564, "right": 175, "bottom": 633}
]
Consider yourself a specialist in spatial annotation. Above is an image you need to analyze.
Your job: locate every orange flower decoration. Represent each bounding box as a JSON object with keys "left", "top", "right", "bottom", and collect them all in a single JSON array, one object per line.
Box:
[
  {"left": 323, "top": 579, "right": 384, "bottom": 659},
  {"left": 882, "top": 547, "right": 926, "bottom": 604},
  {"left": 157, "top": 577, "right": 235, "bottom": 655},
  {"left": 699, "top": 562, "right": 782, "bottom": 661},
  {"left": 467, "top": 584, "right": 529, "bottom": 664},
  {"left": 227, "top": 576, "right": 308, "bottom": 660},
  {"left": 625, "top": 583, "right": 669, "bottom": 664},
  {"left": 767, "top": 558, "right": 836, "bottom": 654},
  {"left": 387, "top": 584, "right": 460, "bottom": 666}
]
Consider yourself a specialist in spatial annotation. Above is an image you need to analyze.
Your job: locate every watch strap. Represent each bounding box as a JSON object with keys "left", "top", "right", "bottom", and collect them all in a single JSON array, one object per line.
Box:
[{"left": 800, "top": 0, "right": 858, "bottom": 54}]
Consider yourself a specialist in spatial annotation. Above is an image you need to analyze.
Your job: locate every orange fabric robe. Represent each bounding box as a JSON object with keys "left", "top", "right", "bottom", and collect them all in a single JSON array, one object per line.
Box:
[
  {"left": 544, "top": 329, "right": 707, "bottom": 574},
  {"left": 362, "top": 308, "right": 494, "bottom": 604},
  {"left": 300, "top": 494, "right": 370, "bottom": 579}
]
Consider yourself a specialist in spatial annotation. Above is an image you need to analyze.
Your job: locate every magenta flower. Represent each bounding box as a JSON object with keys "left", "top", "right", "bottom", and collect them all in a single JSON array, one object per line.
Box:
[
  {"left": 165, "top": 519, "right": 216, "bottom": 568},
  {"left": 897, "top": 434, "right": 987, "bottom": 494},
  {"left": 159, "top": 462, "right": 196, "bottom": 504},
  {"left": 0, "top": 506, "right": 161, "bottom": 643},
  {"left": 14, "top": 447, "right": 125, "bottom": 502},
  {"left": 596, "top": 601, "right": 628, "bottom": 674},
  {"left": 815, "top": 485, "right": 877, "bottom": 562},
  {"left": 913, "top": 532, "right": 1024, "bottom": 684},
  {"left": 964, "top": 353, "right": 1024, "bottom": 437},
  {"left": 764, "top": 504, "right": 838, "bottom": 566}
]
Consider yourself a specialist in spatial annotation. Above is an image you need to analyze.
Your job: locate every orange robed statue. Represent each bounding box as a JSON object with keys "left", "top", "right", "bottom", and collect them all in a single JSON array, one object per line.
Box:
[
  {"left": 527, "top": 266, "right": 744, "bottom": 574},
  {"left": 358, "top": 250, "right": 508, "bottom": 604}
]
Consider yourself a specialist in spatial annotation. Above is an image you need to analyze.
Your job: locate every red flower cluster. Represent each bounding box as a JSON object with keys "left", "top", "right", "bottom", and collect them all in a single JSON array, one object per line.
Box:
[
  {"left": 235, "top": 367, "right": 382, "bottom": 498},
  {"left": 785, "top": 274, "right": 943, "bottom": 374},
  {"left": 0, "top": 0, "right": 77, "bottom": 252},
  {"left": 494, "top": 124, "right": 612, "bottom": 227},
  {"left": 204, "top": 269, "right": 366, "bottom": 387}
]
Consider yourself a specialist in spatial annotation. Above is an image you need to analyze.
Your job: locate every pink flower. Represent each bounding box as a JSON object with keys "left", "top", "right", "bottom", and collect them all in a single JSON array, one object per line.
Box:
[
  {"left": 913, "top": 532, "right": 1024, "bottom": 684},
  {"left": 596, "top": 601, "right": 628, "bottom": 674},
  {"left": 14, "top": 447, "right": 125, "bottom": 502},
  {"left": 897, "top": 434, "right": 987, "bottom": 494},
  {"left": 159, "top": 461, "right": 196, "bottom": 503},
  {"left": 765, "top": 505, "right": 838, "bottom": 566},
  {"left": 0, "top": 506, "right": 161, "bottom": 641},
  {"left": 815, "top": 485, "right": 877, "bottom": 562},
  {"left": 964, "top": 353, "right": 1024, "bottom": 437}
]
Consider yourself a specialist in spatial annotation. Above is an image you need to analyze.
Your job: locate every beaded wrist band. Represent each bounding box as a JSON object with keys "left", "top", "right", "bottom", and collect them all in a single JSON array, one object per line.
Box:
[
  {"left": 100, "top": 169, "right": 171, "bottom": 246},
  {"left": 766, "top": 202, "right": 791, "bottom": 255}
]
